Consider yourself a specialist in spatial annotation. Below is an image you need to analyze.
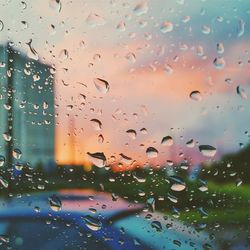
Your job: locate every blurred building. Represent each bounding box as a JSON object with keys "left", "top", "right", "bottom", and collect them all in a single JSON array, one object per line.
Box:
[{"left": 0, "top": 43, "right": 55, "bottom": 171}]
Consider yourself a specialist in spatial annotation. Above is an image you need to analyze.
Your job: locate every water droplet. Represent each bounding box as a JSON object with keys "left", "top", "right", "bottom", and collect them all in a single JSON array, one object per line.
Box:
[
  {"left": 236, "top": 85, "right": 248, "bottom": 100},
  {"left": 167, "top": 193, "right": 178, "bottom": 203},
  {"left": 186, "top": 139, "right": 195, "bottom": 148},
  {"left": 12, "top": 148, "right": 22, "bottom": 159},
  {"left": 164, "top": 64, "right": 173, "bottom": 74},
  {"left": 87, "top": 152, "right": 106, "bottom": 168},
  {"left": 146, "top": 197, "right": 155, "bottom": 212},
  {"left": 49, "top": 0, "right": 62, "bottom": 13},
  {"left": 132, "top": 172, "right": 146, "bottom": 183},
  {"left": 90, "top": 119, "right": 102, "bottom": 130},
  {"left": 15, "top": 163, "right": 24, "bottom": 171},
  {"left": 125, "top": 52, "right": 136, "bottom": 64},
  {"left": 21, "top": 21, "right": 28, "bottom": 30},
  {"left": 120, "top": 153, "right": 133, "bottom": 164},
  {"left": 235, "top": 178, "right": 242, "bottom": 187},
  {"left": 151, "top": 221, "right": 162, "bottom": 232},
  {"left": 2, "top": 132, "right": 11, "bottom": 142},
  {"left": 201, "top": 25, "right": 211, "bottom": 34},
  {"left": 173, "top": 239, "right": 182, "bottom": 247},
  {"left": 161, "top": 136, "right": 173, "bottom": 146},
  {"left": 237, "top": 19, "right": 245, "bottom": 37},
  {"left": 0, "top": 156, "right": 5, "bottom": 167},
  {"left": 0, "top": 176, "right": 8, "bottom": 188},
  {"left": 182, "top": 15, "right": 190, "bottom": 23},
  {"left": 146, "top": 147, "right": 158, "bottom": 158},
  {"left": 86, "top": 13, "right": 106, "bottom": 27},
  {"left": 0, "top": 20, "right": 4, "bottom": 31},
  {"left": 199, "top": 145, "right": 216, "bottom": 157},
  {"left": 26, "top": 39, "right": 39, "bottom": 61},
  {"left": 48, "top": 195, "right": 62, "bottom": 211},
  {"left": 0, "top": 235, "right": 9, "bottom": 243},
  {"left": 82, "top": 215, "right": 102, "bottom": 231},
  {"left": 216, "top": 43, "right": 224, "bottom": 54},
  {"left": 126, "top": 129, "right": 137, "bottom": 139},
  {"left": 34, "top": 206, "right": 40, "bottom": 213},
  {"left": 140, "top": 128, "right": 148, "bottom": 134},
  {"left": 160, "top": 22, "right": 173, "bottom": 33},
  {"left": 133, "top": 1, "right": 149, "bottom": 16},
  {"left": 213, "top": 57, "right": 225, "bottom": 70},
  {"left": 59, "top": 49, "right": 69, "bottom": 60},
  {"left": 93, "top": 78, "right": 110, "bottom": 94},
  {"left": 190, "top": 90, "right": 202, "bottom": 101},
  {"left": 116, "top": 21, "right": 126, "bottom": 32},
  {"left": 98, "top": 134, "right": 104, "bottom": 144},
  {"left": 169, "top": 176, "right": 186, "bottom": 192}
]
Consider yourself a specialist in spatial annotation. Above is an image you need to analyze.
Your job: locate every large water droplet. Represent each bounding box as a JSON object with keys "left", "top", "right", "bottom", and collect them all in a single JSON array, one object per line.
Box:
[
  {"left": 90, "top": 119, "right": 102, "bottom": 130},
  {"left": 133, "top": 1, "right": 149, "bottom": 16},
  {"left": 201, "top": 25, "right": 211, "bottom": 34},
  {"left": 161, "top": 136, "right": 173, "bottom": 146},
  {"left": 26, "top": 39, "right": 39, "bottom": 61},
  {"left": 199, "top": 145, "right": 216, "bottom": 157},
  {"left": 236, "top": 85, "right": 248, "bottom": 100},
  {"left": 93, "top": 78, "right": 110, "bottom": 94},
  {"left": 116, "top": 21, "right": 126, "bottom": 32},
  {"left": 48, "top": 194, "right": 62, "bottom": 211},
  {"left": 146, "top": 147, "right": 158, "bottom": 158},
  {"left": 82, "top": 215, "right": 102, "bottom": 231},
  {"left": 49, "top": 0, "right": 62, "bottom": 12},
  {"left": 186, "top": 139, "right": 195, "bottom": 148},
  {"left": 87, "top": 152, "right": 106, "bottom": 168},
  {"left": 86, "top": 13, "right": 106, "bottom": 27},
  {"left": 189, "top": 91, "right": 202, "bottom": 101},
  {"left": 125, "top": 52, "right": 136, "bottom": 64},
  {"left": 160, "top": 22, "right": 173, "bottom": 33},
  {"left": 126, "top": 129, "right": 137, "bottom": 139}
]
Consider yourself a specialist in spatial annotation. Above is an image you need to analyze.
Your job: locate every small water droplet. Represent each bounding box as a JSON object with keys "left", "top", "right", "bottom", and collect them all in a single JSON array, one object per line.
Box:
[
  {"left": 0, "top": 156, "right": 5, "bottom": 167},
  {"left": 120, "top": 153, "right": 133, "bottom": 164},
  {"left": 98, "top": 134, "right": 104, "bottom": 144},
  {"left": 236, "top": 85, "right": 248, "bottom": 100},
  {"left": 0, "top": 20, "right": 4, "bottom": 32},
  {"left": 133, "top": 1, "right": 149, "bottom": 16},
  {"left": 169, "top": 176, "right": 186, "bottom": 192},
  {"left": 87, "top": 152, "right": 106, "bottom": 168},
  {"left": 164, "top": 64, "right": 173, "bottom": 74},
  {"left": 93, "top": 78, "right": 110, "bottom": 94},
  {"left": 190, "top": 91, "right": 202, "bottom": 101},
  {"left": 125, "top": 52, "right": 136, "bottom": 64},
  {"left": 126, "top": 129, "right": 137, "bottom": 139},
  {"left": 186, "top": 139, "right": 195, "bottom": 148},
  {"left": 26, "top": 39, "right": 39, "bottom": 61},
  {"left": 116, "top": 21, "right": 126, "bottom": 32},
  {"left": 0, "top": 176, "right": 8, "bottom": 188},
  {"left": 161, "top": 136, "right": 173, "bottom": 146},
  {"left": 82, "top": 215, "right": 102, "bottom": 231},
  {"left": 90, "top": 119, "right": 102, "bottom": 130},
  {"left": 146, "top": 147, "right": 158, "bottom": 158},
  {"left": 2, "top": 132, "right": 11, "bottom": 142},
  {"left": 59, "top": 49, "right": 69, "bottom": 60},
  {"left": 237, "top": 19, "right": 245, "bottom": 37},
  {"left": 160, "top": 22, "right": 173, "bottom": 33},
  {"left": 199, "top": 145, "right": 216, "bottom": 157},
  {"left": 216, "top": 43, "right": 224, "bottom": 54},
  {"left": 12, "top": 148, "right": 22, "bottom": 159},
  {"left": 201, "top": 25, "right": 211, "bottom": 34},
  {"left": 86, "top": 13, "right": 106, "bottom": 27},
  {"left": 48, "top": 194, "right": 62, "bottom": 211},
  {"left": 213, "top": 57, "right": 225, "bottom": 70},
  {"left": 49, "top": 0, "right": 62, "bottom": 13},
  {"left": 151, "top": 221, "right": 162, "bottom": 232}
]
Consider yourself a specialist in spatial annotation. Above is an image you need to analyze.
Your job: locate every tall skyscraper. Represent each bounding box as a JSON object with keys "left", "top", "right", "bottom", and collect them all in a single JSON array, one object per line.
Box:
[{"left": 0, "top": 43, "right": 55, "bottom": 171}]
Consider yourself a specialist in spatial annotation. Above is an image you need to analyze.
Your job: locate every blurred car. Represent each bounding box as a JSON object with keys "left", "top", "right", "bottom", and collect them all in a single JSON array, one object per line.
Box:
[{"left": 0, "top": 189, "right": 216, "bottom": 249}]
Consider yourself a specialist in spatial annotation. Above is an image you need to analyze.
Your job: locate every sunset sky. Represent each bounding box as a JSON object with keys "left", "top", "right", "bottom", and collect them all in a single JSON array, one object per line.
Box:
[{"left": 0, "top": 0, "right": 249, "bottom": 169}]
